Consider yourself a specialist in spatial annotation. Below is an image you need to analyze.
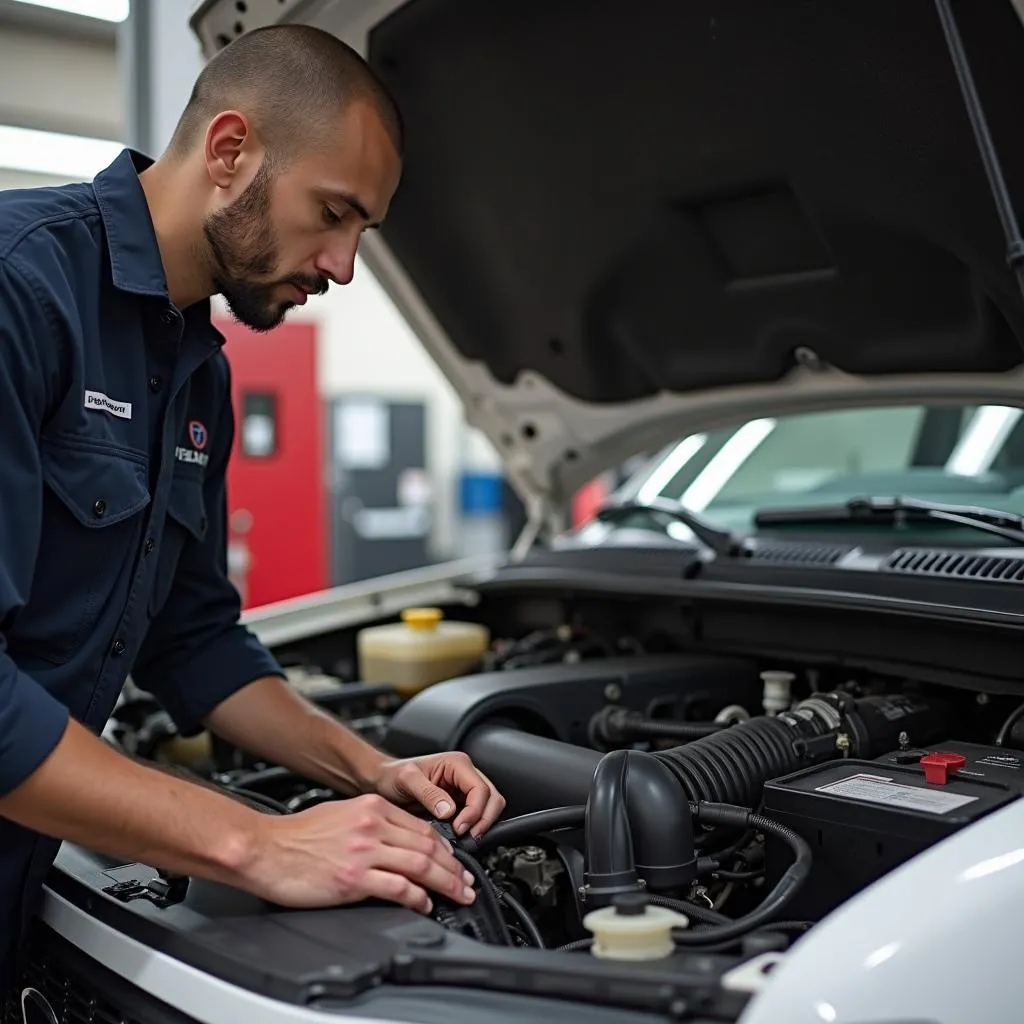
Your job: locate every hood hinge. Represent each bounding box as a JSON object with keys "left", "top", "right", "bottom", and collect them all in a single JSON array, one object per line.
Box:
[{"left": 510, "top": 490, "right": 568, "bottom": 561}]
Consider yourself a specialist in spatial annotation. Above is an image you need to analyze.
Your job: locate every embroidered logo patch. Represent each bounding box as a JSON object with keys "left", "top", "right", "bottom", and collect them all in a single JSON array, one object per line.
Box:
[
  {"left": 176, "top": 420, "right": 211, "bottom": 468},
  {"left": 84, "top": 389, "right": 132, "bottom": 420}
]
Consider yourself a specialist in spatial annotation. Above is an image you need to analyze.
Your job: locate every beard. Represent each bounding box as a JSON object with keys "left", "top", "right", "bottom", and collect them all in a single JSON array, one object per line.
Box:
[{"left": 202, "top": 159, "right": 328, "bottom": 332}]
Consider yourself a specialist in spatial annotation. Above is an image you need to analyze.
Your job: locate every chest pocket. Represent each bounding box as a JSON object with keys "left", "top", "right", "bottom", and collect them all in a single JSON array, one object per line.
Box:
[
  {"left": 149, "top": 472, "right": 209, "bottom": 619},
  {"left": 23, "top": 437, "right": 150, "bottom": 666}
]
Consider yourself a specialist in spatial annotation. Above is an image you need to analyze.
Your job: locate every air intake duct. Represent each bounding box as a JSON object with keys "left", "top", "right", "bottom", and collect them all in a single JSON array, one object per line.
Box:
[
  {"left": 462, "top": 692, "right": 945, "bottom": 815},
  {"left": 652, "top": 692, "right": 944, "bottom": 807},
  {"left": 583, "top": 749, "right": 697, "bottom": 907}
]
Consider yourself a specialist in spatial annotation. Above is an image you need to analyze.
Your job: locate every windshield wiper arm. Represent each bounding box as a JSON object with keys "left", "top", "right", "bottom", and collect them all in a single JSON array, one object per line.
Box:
[
  {"left": 596, "top": 497, "right": 744, "bottom": 556},
  {"left": 755, "top": 495, "right": 1024, "bottom": 546}
]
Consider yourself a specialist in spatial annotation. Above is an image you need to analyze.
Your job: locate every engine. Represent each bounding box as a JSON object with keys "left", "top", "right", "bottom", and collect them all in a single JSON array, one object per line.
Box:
[{"left": 106, "top": 618, "right": 1024, "bottom": 961}]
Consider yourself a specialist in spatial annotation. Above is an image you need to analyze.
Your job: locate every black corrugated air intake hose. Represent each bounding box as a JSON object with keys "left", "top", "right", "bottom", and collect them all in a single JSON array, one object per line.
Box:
[{"left": 650, "top": 692, "right": 946, "bottom": 807}]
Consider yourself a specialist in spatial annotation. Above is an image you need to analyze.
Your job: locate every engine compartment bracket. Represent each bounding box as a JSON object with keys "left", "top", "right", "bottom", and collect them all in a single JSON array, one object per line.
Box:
[{"left": 387, "top": 945, "right": 750, "bottom": 1020}]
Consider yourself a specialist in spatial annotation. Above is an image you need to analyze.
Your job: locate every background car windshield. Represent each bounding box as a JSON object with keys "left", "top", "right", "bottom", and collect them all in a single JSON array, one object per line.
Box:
[{"left": 622, "top": 404, "right": 1024, "bottom": 530}]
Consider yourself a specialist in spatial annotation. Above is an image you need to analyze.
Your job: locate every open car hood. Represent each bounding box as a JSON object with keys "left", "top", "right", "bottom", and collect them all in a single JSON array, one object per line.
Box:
[{"left": 191, "top": 0, "right": 1024, "bottom": 520}]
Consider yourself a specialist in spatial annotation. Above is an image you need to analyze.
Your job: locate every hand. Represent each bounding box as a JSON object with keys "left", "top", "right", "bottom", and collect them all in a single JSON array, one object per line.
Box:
[
  {"left": 239, "top": 793, "right": 478, "bottom": 914},
  {"left": 370, "top": 752, "right": 506, "bottom": 839}
]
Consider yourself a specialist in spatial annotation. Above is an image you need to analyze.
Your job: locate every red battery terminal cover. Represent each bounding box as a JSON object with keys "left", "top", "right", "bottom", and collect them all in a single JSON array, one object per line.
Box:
[{"left": 919, "top": 751, "right": 967, "bottom": 785}]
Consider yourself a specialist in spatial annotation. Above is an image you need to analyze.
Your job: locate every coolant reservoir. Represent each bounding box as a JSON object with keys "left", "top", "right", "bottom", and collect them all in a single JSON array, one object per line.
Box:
[
  {"left": 582, "top": 893, "right": 690, "bottom": 961},
  {"left": 357, "top": 607, "right": 490, "bottom": 696}
]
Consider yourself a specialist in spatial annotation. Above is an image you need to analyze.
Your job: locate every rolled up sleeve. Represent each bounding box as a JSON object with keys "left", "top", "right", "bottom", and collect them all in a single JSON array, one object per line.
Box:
[
  {"left": 131, "top": 360, "right": 284, "bottom": 736},
  {"left": 0, "top": 259, "right": 72, "bottom": 796}
]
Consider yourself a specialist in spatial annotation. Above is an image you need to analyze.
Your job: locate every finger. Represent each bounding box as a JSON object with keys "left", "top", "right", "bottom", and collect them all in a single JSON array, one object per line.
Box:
[
  {"left": 392, "top": 762, "right": 460, "bottom": 821},
  {"left": 381, "top": 797, "right": 452, "bottom": 849},
  {"left": 355, "top": 797, "right": 472, "bottom": 888},
  {"left": 374, "top": 845, "right": 477, "bottom": 907},
  {"left": 450, "top": 769, "right": 494, "bottom": 836},
  {"left": 378, "top": 818, "right": 472, "bottom": 888},
  {"left": 362, "top": 868, "right": 433, "bottom": 915},
  {"left": 380, "top": 806, "right": 460, "bottom": 862},
  {"left": 466, "top": 774, "right": 506, "bottom": 839}
]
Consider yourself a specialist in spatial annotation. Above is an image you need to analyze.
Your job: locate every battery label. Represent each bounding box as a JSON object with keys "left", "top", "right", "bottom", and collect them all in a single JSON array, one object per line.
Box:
[
  {"left": 976, "top": 754, "right": 1022, "bottom": 770},
  {"left": 816, "top": 773, "right": 979, "bottom": 815}
]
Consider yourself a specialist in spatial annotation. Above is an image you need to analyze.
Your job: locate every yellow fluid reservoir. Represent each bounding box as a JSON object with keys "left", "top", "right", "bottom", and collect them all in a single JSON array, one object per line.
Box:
[{"left": 357, "top": 607, "right": 490, "bottom": 696}]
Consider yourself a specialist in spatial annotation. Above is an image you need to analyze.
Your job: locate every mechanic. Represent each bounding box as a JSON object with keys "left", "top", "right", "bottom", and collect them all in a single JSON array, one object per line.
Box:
[{"left": 0, "top": 24, "right": 505, "bottom": 986}]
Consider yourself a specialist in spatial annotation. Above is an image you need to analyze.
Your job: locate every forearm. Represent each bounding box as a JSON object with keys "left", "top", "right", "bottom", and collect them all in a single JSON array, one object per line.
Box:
[
  {"left": 203, "top": 676, "right": 386, "bottom": 794},
  {"left": 0, "top": 716, "right": 262, "bottom": 886}
]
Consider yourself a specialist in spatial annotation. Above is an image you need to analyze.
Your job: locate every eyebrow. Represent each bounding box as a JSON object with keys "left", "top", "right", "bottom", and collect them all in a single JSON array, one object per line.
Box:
[{"left": 325, "top": 189, "right": 382, "bottom": 229}]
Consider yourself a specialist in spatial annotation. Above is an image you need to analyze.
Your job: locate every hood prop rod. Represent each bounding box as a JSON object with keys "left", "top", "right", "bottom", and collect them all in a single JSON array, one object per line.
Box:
[{"left": 935, "top": 0, "right": 1024, "bottom": 307}]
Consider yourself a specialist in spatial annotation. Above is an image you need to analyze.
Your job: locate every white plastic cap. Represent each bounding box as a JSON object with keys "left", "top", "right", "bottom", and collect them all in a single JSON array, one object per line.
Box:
[{"left": 582, "top": 901, "right": 690, "bottom": 961}]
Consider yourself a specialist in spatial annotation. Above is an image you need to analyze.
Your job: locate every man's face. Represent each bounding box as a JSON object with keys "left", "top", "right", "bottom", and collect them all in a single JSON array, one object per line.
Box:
[{"left": 203, "top": 100, "right": 401, "bottom": 332}]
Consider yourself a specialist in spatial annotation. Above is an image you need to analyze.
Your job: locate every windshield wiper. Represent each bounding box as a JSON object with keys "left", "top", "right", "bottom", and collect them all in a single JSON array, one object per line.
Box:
[
  {"left": 596, "top": 497, "right": 744, "bottom": 556},
  {"left": 755, "top": 495, "right": 1024, "bottom": 546}
]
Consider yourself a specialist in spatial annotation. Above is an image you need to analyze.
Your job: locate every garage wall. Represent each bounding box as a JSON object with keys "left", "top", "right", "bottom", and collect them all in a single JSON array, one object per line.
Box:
[
  {"left": 0, "top": 167, "right": 70, "bottom": 190},
  {"left": 0, "top": 22, "right": 121, "bottom": 140},
  {"left": 242, "top": 265, "right": 472, "bottom": 561}
]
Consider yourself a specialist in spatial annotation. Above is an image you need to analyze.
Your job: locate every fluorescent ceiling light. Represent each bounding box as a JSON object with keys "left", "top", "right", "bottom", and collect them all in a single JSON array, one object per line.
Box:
[
  {"left": 681, "top": 418, "right": 777, "bottom": 512},
  {"left": 946, "top": 405, "right": 1024, "bottom": 476},
  {"left": 0, "top": 124, "right": 122, "bottom": 179},
  {"left": 8, "top": 0, "right": 128, "bottom": 22},
  {"left": 636, "top": 434, "right": 708, "bottom": 504}
]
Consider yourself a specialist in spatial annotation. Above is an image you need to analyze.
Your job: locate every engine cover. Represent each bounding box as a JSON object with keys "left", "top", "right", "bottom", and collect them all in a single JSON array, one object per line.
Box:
[{"left": 383, "top": 653, "right": 763, "bottom": 755}]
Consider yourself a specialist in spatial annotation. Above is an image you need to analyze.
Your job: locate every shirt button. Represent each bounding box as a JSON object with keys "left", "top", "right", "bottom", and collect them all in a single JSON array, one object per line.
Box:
[
  {"left": 111, "top": 638, "right": 126, "bottom": 657},
  {"left": 93, "top": 498, "right": 107, "bottom": 518},
  {"left": 149, "top": 376, "right": 163, "bottom": 392},
  {"left": 161, "top": 311, "right": 176, "bottom": 325},
  {"left": 144, "top": 537, "right": 155, "bottom": 554}
]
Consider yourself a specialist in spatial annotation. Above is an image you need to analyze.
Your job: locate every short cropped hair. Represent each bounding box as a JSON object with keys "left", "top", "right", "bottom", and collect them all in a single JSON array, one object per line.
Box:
[{"left": 168, "top": 24, "right": 403, "bottom": 161}]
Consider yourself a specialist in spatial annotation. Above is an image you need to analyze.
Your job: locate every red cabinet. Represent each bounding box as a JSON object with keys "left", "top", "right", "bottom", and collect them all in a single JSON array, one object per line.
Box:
[{"left": 216, "top": 316, "right": 328, "bottom": 608}]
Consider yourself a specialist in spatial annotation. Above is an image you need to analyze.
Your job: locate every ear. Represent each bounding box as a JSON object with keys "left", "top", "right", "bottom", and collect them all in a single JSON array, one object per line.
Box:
[{"left": 203, "top": 110, "right": 257, "bottom": 190}]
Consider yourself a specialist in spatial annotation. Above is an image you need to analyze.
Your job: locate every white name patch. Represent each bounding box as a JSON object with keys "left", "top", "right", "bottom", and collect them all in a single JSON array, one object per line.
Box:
[{"left": 84, "top": 389, "right": 132, "bottom": 420}]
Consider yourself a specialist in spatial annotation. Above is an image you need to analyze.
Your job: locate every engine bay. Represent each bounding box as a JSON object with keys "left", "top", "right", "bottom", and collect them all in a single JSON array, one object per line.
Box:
[{"left": 26, "top": 586, "right": 1024, "bottom": 1022}]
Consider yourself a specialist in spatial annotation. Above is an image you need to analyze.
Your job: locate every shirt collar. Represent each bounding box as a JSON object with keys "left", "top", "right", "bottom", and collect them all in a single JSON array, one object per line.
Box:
[{"left": 92, "top": 148, "right": 170, "bottom": 299}]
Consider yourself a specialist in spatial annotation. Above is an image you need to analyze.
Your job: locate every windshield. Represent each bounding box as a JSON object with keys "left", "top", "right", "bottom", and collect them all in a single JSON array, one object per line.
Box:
[{"left": 618, "top": 403, "right": 1024, "bottom": 534}]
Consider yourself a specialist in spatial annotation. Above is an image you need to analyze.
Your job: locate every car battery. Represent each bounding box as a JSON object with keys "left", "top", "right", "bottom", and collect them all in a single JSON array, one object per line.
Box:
[{"left": 760, "top": 741, "right": 1024, "bottom": 919}]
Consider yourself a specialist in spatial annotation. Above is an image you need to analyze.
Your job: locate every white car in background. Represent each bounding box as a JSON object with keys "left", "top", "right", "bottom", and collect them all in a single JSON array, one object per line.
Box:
[{"left": 15, "top": 2, "right": 1024, "bottom": 1024}]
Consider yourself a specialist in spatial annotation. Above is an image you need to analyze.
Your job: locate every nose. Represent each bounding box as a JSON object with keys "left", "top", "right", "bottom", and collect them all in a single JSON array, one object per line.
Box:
[{"left": 314, "top": 235, "right": 358, "bottom": 287}]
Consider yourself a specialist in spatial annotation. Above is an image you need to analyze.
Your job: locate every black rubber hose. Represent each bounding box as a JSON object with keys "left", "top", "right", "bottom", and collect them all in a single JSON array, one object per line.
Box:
[
  {"left": 666, "top": 803, "right": 812, "bottom": 947},
  {"left": 452, "top": 848, "right": 514, "bottom": 947},
  {"left": 498, "top": 889, "right": 545, "bottom": 948},
  {"left": 995, "top": 702, "right": 1024, "bottom": 746},
  {"left": 592, "top": 708, "right": 725, "bottom": 746},
  {"left": 460, "top": 806, "right": 585, "bottom": 855},
  {"left": 713, "top": 867, "right": 762, "bottom": 881},
  {"left": 689, "top": 920, "right": 816, "bottom": 954},
  {"left": 653, "top": 715, "right": 808, "bottom": 806},
  {"left": 628, "top": 719, "right": 725, "bottom": 740},
  {"left": 647, "top": 894, "right": 731, "bottom": 927}
]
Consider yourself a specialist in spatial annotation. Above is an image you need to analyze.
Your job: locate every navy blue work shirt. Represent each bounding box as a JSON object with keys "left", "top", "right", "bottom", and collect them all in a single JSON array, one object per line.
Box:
[{"left": 0, "top": 149, "right": 285, "bottom": 973}]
